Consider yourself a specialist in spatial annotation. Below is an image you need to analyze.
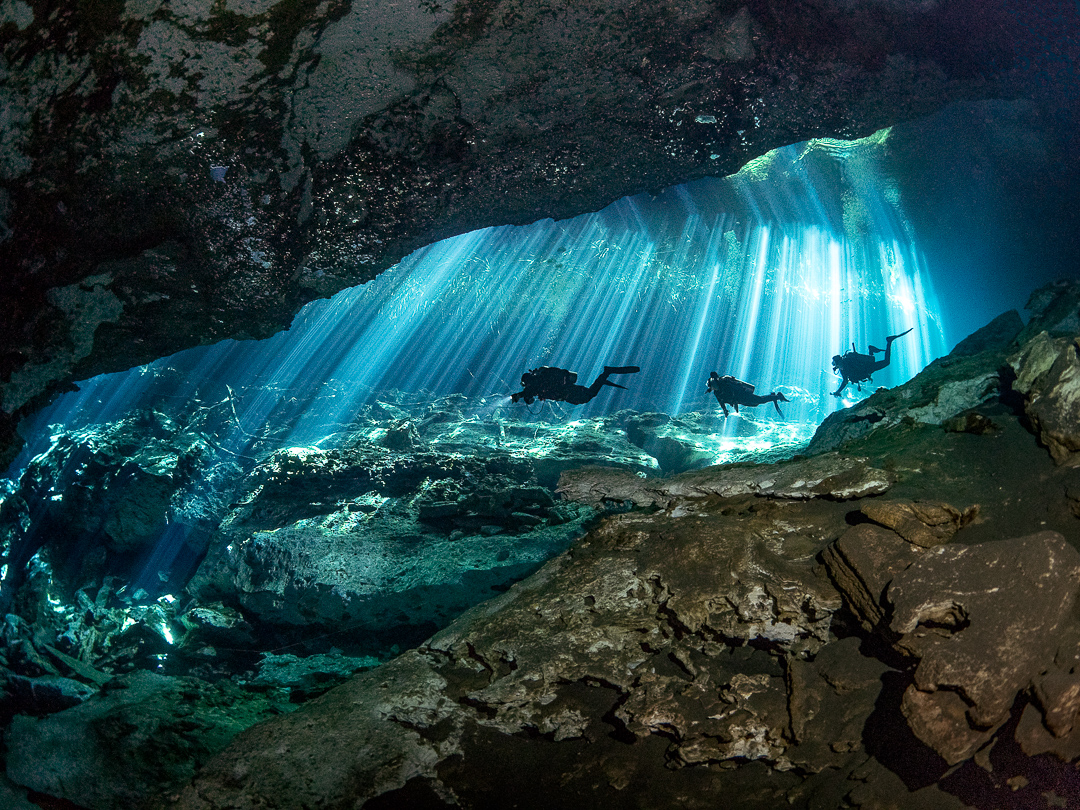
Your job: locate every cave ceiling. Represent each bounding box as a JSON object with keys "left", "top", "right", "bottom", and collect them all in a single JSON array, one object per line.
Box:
[{"left": 0, "top": 0, "right": 1052, "bottom": 468}]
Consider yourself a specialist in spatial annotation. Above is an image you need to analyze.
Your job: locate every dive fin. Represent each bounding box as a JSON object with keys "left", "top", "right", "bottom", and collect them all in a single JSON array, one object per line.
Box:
[
  {"left": 868, "top": 344, "right": 884, "bottom": 354},
  {"left": 602, "top": 380, "right": 628, "bottom": 390},
  {"left": 603, "top": 365, "right": 640, "bottom": 375},
  {"left": 886, "top": 327, "right": 914, "bottom": 342}
]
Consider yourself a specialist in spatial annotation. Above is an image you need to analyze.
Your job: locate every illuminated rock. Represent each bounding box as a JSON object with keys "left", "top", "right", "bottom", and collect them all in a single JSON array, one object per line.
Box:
[
  {"left": 556, "top": 451, "right": 892, "bottom": 509},
  {"left": 173, "top": 486, "right": 854, "bottom": 808},
  {"left": 1009, "top": 333, "right": 1080, "bottom": 464}
]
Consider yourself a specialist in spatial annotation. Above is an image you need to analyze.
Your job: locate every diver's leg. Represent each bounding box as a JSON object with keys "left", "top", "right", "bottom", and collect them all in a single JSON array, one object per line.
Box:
[
  {"left": 564, "top": 384, "right": 595, "bottom": 405},
  {"left": 880, "top": 327, "right": 913, "bottom": 366},
  {"left": 586, "top": 372, "right": 612, "bottom": 398},
  {"left": 873, "top": 328, "right": 911, "bottom": 372}
]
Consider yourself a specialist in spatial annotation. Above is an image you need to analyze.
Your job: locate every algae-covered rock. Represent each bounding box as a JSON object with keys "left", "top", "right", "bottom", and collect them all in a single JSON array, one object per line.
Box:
[{"left": 5, "top": 671, "right": 293, "bottom": 810}]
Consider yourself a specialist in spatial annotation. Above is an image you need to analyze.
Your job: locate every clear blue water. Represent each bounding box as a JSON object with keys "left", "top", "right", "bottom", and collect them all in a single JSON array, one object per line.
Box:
[{"left": 7, "top": 133, "right": 951, "bottom": 479}]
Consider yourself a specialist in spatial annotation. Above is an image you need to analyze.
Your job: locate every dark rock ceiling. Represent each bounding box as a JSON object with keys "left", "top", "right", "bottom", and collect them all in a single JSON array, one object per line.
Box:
[{"left": 0, "top": 0, "right": 1070, "bottom": 469}]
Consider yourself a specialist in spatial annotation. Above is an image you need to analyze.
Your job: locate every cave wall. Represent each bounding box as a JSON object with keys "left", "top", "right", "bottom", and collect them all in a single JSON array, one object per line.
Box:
[{"left": 0, "top": 0, "right": 1032, "bottom": 467}]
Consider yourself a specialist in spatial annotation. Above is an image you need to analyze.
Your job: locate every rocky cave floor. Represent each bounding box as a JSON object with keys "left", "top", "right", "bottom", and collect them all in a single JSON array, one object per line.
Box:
[{"left": 4, "top": 282, "right": 1080, "bottom": 808}]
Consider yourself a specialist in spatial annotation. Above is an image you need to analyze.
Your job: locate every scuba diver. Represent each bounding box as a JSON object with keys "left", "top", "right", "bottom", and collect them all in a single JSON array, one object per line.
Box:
[
  {"left": 511, "top": 365, "right": 640, "bottom": 405},
  {"left": 706, "top": 372, "right": 789, "bottom": 417},
  {"left": 831, "top": 328, "right": 913, "bottom": 397}
]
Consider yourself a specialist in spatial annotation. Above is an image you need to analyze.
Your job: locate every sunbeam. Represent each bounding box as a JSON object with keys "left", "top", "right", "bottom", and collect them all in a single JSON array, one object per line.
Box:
[{"left": 8, "top": 133, "right": 949, "bottom": 478}]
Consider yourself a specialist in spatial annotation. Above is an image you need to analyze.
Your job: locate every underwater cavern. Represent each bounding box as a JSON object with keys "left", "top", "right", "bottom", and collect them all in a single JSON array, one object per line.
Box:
[{"left": 4, "top": 1, "right": 1080, "bottom": 808}]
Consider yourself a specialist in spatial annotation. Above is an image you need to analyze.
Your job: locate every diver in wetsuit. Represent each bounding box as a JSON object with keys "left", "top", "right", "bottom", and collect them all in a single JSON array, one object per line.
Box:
[
  {"left": 706, "top": 372, "right": 789, "bottom": 417},
  {"left": 511, "top": 365, "right": 640, "bottom": 405},
  {"left": 831, "top": 328, "right": 913, "bottom": 397}
]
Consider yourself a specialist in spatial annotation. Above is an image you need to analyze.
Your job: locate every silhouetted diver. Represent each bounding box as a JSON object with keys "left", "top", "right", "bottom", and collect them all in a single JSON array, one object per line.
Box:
[
  {"left": 831, "top": 328, "right": 913, "bottom": 397},
  {"left": 706, "top": 372, "right": 789, "bottom": 417},
  {"left": 511, "top": 365, "right": 640, "bottom": 405}
]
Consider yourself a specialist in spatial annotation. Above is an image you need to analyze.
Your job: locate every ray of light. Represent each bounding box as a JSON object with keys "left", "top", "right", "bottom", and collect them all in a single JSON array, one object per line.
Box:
[{"left": 7, "top": 132, "right": 951, "bottom": 482}]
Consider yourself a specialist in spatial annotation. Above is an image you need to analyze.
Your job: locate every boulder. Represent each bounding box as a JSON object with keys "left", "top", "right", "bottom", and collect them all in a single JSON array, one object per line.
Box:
[
  {"left": 859, "top": 499, "right": 977, "bottom": 549},
  {"left": 806, "top": 308, "right": 1026, "bottom": 454},
  {"left": 887, "top": 532, "right": 1080, "bottom": 765},
  {"left": 821, "top": 522, "right": 926, "bottom": 632},
  {"left": 186, "top": 442, "right": 595, "bottom": 649},
  {"left": 1008, "top": 334, "right": 1080, "bottom": 464}
]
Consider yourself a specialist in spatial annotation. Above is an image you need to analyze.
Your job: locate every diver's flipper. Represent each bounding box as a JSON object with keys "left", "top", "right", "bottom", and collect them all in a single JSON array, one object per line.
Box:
[
  {"left": 886, "top": 328, "right": 914, "bottom": 342},
  {"left": 603, "top": 365, "right": 640, "bottom": 375},
  {"left": 772, "top": 399, "right": 783, "bottom": 416},
  {"left": 868, "top": 345, "right": 884, "bottom": 355},
  {"left": 602, "top": 380, "right": 628, "bottom": 390}
]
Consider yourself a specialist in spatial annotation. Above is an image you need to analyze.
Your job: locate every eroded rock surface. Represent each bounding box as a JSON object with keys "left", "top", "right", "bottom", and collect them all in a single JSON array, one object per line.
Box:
[
  {"left": 6, "top": 670, "right": 293, "bottom": 810},
  {"left": 173, "top": 494, "right": 857, "bottom": 808},
  {"left": 889, "top": 532, "right": 1080, "bottom": 765},
  {"left": 556, "top": 451, "right": 892, "bottom": 508},
  {"left": 1009, "top": 332, "right": 1080, "bottom": 464}
]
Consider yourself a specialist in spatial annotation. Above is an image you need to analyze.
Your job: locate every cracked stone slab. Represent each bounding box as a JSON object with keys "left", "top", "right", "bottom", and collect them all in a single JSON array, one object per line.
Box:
[{"left": 860, "top": 499, "right": 978, "bottom": 549}]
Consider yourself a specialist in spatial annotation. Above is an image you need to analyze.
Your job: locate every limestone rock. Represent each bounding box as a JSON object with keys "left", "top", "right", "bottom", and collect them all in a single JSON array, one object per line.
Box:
[
  {"left": 948, "top": 309, "right": 1024, "bottom": 357},
  {"left": 785, "top": 637, "right": 891, "bottom": 771},
  {"left": 806, "top": 346, "right": 1008, "bottom": 454},
  {"left": 0, "top": 411, "right": 226, "bottom": 612},
  {"left": 1017, "top": 280, "right": 1080, "bottom": 344},
  {"left": 556, "top": 452, "right": 892, "bottom": 509},
  {"left": 859, "top": 499, "right": 977, "bottom": 549},
  {"left": 5, "top": 671, "right": 292, "bottom": 810},
  {"left": 174, "top": 494, "right": 854, "bottom": 807},
  {"left": 184, "top": 438, "right": 602, "bottom": 654},
  {"left": 0, "top": 776, "right": 36, "bottom": 810},
  {"left": 821, "top": 523, "right": 925, "bottom": 632},
  {"left": 250, "top": 651, "right": 380, "bottom": 696},
  {"left": 623, "top": 413, "right": 716, "bottom": 475},
  {"left": 1009, "top": 334, "right": 1080, "bottom": 464},
  {"left": 886, "top": 532, "right": 1080, "bottom": 764}
]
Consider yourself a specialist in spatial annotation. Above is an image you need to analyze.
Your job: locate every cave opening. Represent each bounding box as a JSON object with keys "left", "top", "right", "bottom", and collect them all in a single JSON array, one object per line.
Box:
[
  {"left": 3, "top": 100, "right": 1080, "bottom": 809},
  {"left": 0, "top": 129, "right": 956, "bottom": 628}
]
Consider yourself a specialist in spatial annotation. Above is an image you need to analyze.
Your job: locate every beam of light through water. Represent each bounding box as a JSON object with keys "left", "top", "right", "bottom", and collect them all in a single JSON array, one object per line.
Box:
[{"left": 8, "top": 133, "right": 951, "bottom": 484}]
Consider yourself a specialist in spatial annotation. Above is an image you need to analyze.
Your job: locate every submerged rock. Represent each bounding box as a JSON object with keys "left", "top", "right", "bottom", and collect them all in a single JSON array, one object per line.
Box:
[
  {"left": 1009, "top": 333, "right": 1080, "bottom": 464},
  {"left": 173, "top": 490, "right": 855, "bottom": 808},
  {"left": 5, "top": 670, "right": 293, "bottom": 810},
  {"left": 889, "top": 532, "right": 1080, "bottom": 765},
  {"left": 556, "top": 451, "right": 892, "bottom": 509},
  {"left": 0, "top": 410, "right": 233, "bottom": 614}
]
